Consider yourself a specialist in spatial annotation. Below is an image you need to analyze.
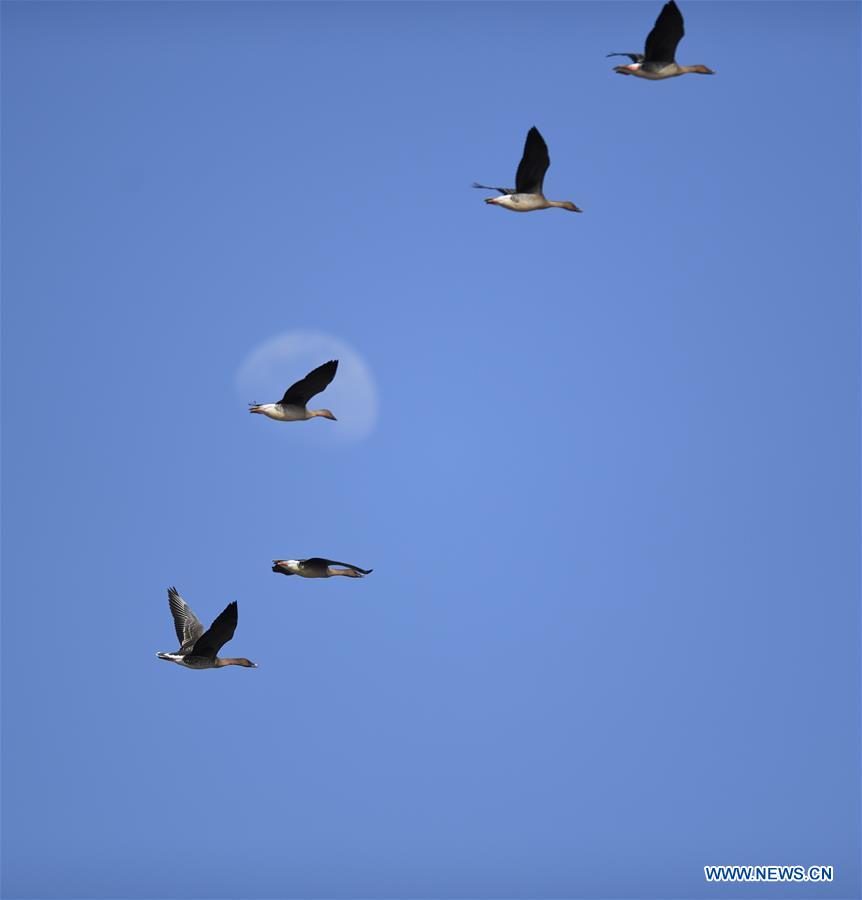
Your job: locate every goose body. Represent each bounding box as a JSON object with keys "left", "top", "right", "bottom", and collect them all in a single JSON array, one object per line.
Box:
[
  {"left": 484, "top": 193, "right": 573, "bottom": 213},
  {"left": 474, "top": 127, "right": 581, "bottom": 214},
  {"left": 250, "top": 403, "right": 323, "bottom": 422},
  {"left": 610, "top": 1, "right": 714, "bottom": 80},
  {"left": 613, "top": 60, "right": 714, "bottom": 80},
  {"left": 249, "top": 360, "right": 338, "bottom": 422},
  {"left": 157, "top": 587, "right": 257, "bottom": 669},
  {"left": 272, "top": 558, "right": 373, "bottom": 579}
]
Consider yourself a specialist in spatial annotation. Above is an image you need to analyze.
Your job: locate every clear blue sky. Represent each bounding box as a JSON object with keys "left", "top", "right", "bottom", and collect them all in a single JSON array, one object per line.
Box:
[{"left": 2, "top": 2, "right": 859, "bottom": 898}]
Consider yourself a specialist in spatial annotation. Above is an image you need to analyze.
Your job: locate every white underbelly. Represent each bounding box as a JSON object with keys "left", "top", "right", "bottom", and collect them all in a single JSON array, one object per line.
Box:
[
  {"left": 267, "top": 405, "right": 307, "bottom": 421},
  {"left": 501, "top": 193, "right": 549, "bottom": 212},
  {"left": 630, "top": 64, "right": 679, "bottom": 79}
]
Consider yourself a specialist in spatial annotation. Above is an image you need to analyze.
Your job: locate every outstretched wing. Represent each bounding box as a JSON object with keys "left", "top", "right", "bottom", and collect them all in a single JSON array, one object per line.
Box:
[
  {"left": 606, "top": 52, "right": 644, "bottom": 63},
  {"left": 167, "top": 587, "right": 205, "bottom": 652},
  {"left": 280, "top": 360, "right": 338, "bottom": 407},
  {"left": 306, "top": 557, "right": 373, "bottom": 575},
  {"left": 472, "top": 182, "right": 514, "bottom": 196},
  {"left": 514, "top": 127, "right": 550, "bottom": 196},
  {"left": 192, "top": 601, "right": 238, "bottom": 659},
  {"left": 644, "top": 0, "right": 684, "bottom": 63}
]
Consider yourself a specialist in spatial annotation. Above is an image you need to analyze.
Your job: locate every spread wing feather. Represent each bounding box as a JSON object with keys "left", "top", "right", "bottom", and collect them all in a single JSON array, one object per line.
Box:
[
  {"left": 305, "top": 557, "right": 373, "bottom": 575},
  {"left": 280, "top": 360, "right": 338, "bottom": 407},
  {"left": 514, "top": 127, "right": 550, "bottom": 196},
  {"left": 644, "top": 0, "right": 684, "bottom": 63},
  {"left": 192, "top": 601, "right": 238, "bottom": 659},
  {"left": 167, "top": 587, "right": 205, "bottom": 653}
]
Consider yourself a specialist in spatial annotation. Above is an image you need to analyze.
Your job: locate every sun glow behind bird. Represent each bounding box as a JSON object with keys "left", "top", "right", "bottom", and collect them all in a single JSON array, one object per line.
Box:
[
  {"left": 2, "top": 2, "right": 860, "bottom": 898},
  {"left": 236, "top": 330, "right": 380, "bottom": 443}
]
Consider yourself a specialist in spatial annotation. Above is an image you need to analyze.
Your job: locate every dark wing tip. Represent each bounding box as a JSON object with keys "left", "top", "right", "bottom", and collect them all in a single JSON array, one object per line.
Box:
[
  {"left": 661, "top": 0, "right": 684, "bottom": 24},
  {"left": 215, "top": 600, "right": 239, "bottom": 630},
  {"left": 526, "top": 126, "right": 549, "bottom": 153},
  {"left": 315, "top": 359, "right": 339, "bottom": 382}
]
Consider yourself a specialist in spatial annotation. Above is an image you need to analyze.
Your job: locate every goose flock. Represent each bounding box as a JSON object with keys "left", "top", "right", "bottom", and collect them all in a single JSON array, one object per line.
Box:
[{"left": 157, "top": 0, "right": 714, "bottom": 669}]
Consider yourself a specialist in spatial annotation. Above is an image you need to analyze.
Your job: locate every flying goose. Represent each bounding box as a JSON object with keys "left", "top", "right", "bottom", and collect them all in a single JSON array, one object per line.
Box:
[
  {"left": 249, "top": 360, "right": 338, "bottom": 421},
  {"left": 272, "top": 558, "right": 373, "bottom": 579},
  {"left": 609, "top": 1, "right": 714, "bottom": 79},
  {"left": 473, "top": 127, "right": 581, "bottom": 213},
  {"left": 157, "top": 587, "right": 257, "bottom": 669}
]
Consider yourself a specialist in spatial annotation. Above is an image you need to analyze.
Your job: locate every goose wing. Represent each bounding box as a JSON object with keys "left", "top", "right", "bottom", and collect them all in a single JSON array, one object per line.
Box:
[
  {"left": 472, "top": 182, "right": 514, "bottom": 195},
  {"left": 514, "top": 127, "right": 550, "bottom": 196},
  {"left": 644, "top": 0, "right": 684, "bottom": 63},
  {"left": 192, "top": 601, "right": 238, "bottom": 659},
  {"left": 606, "top": 52, "right": 644, "bottom": 62},
  {"left": 280, "top": 360, "right": 338, "bottom": 407},
  {"left": 167, "top": 587, "right": 205, "bottom": 653},
  {"left": 306, "top": 557, "right": 373, "bottom": 575}
]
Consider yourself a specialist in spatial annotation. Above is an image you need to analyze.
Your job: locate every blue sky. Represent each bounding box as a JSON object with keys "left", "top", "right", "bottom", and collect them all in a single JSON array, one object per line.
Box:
[{"left": 2, "top": 2, "right": 859, "bottom": 898}]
